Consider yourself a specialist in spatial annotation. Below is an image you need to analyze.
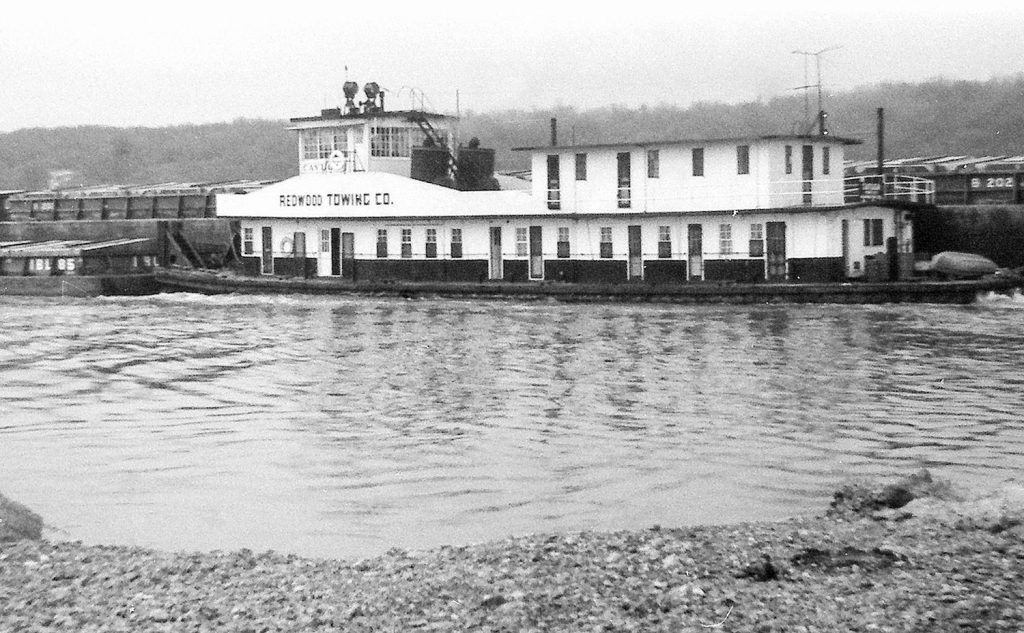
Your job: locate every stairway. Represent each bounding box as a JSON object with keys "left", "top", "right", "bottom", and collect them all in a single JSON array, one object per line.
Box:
[{"left": 170, "top": 230, "right": 204, "bottom": 268}]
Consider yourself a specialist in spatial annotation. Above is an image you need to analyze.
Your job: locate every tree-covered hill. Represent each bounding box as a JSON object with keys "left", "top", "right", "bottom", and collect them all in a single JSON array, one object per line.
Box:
[
  {"left": 2, "top": 75, "right": 1023, "bottom": 191},
  {"left": 0, "top": 120, "right": 296, "bottom": 191}
]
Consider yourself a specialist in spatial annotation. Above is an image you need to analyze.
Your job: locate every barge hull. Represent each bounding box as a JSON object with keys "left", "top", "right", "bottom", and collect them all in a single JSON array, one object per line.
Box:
[
  {"left": 0, "top": 275, "right": 160, "bottom": 297},
  {"left": 153, "top": 269, "right": 1019, "bottom": 305}
]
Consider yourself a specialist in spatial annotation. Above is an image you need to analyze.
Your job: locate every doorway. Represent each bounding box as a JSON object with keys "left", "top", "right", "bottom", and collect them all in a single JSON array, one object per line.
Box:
[
  {"left": 627, "top": 225, "right": 643, "bottom": 279},
  {"left": 802, "top": 145, "right": 814, "bottom": 205},
  {"left": 489, "top": 227, "right": 503, "bottom": 280},
  {"left": 766, "top": 221, "right": 787, "bottom": 281},
  {"left": 342, "top": 232, "right": 355, "bottom": 280},
  {"left": 687, "top": 224, "right": 702, "bottom": 280},
  {"left": 528, "top": 226, "right": 543, "bottom": 280},
  {"left": 261, "top": 226, "right": 273, "bottom": 275},
  {"left": 330, "top": 228, "right": 342, "bottom": 276}
]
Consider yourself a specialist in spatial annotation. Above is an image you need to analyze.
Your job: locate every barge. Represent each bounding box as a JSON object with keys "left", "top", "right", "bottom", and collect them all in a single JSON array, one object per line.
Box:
[{"left": 0, "top": 184, "right": 253, "bottom": 297}]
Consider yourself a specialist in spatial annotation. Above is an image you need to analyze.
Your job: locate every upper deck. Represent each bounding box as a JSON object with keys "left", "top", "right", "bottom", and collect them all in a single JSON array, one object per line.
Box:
[{"left": 515, "top": 134, "right": 862, "bottom": 213}]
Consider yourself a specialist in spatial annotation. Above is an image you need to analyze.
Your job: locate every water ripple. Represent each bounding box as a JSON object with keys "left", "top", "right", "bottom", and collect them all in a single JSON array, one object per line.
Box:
[{"left": 1, "top": 294, "right": 1023, "bottom": 557}]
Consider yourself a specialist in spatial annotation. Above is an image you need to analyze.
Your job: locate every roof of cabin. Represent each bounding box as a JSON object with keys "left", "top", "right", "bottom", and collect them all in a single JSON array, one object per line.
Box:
[
  {"left": 9, "top": 180, "right": 275, "bottom": 200},
  {"left": 0, "top": 238, "right": 152, "bottom": 257},
  {"left": 513, "top": 134, "right": 862, "bottom": 152},
  {"left": 845, "top": 154, "right": 1024, "bottom": 174},
  {"left": 289, "top": 109, "right": 457, "bottom": 124}
]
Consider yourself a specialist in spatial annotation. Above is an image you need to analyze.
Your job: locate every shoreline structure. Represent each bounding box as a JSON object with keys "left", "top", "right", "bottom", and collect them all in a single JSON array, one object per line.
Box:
[{"left": 1, "top": 473, "right": 1022, "bottom": 631}]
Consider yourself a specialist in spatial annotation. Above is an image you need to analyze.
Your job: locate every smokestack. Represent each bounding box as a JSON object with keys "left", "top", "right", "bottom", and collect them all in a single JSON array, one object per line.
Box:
[
  {"left": 550, "top": 118, "right": 558, "bottom": 146},
  {"left": 876, "top": 107, "right": 885, "bottom": 177}
]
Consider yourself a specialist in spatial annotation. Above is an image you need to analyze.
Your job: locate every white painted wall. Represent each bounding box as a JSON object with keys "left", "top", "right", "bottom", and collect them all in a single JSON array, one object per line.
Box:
[
  {"left": 238, "top": 201, "right": 904, "bottom": 281},
  {"left": 292, "top": 113, "right": 456, "bottom": 177},
  {"left": 528, "top": 137, "right": 848, "bottom": 214}
]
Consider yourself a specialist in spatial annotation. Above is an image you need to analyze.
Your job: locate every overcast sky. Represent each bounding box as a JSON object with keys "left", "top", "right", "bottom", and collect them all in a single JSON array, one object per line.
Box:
[{"left": 2, "top": 1, "right": 1023, "bottom": 132}]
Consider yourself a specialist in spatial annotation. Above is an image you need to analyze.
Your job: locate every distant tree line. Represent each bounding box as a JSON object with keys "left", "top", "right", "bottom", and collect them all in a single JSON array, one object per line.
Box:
[{"left": 2, "top": 75, "right": 1024, "bottom": 191}]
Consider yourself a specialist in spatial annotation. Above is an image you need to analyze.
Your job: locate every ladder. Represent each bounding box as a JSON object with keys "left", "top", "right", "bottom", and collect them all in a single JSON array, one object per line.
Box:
[{"left": 407, "top": 114, "right": 458, "bottom": 179}]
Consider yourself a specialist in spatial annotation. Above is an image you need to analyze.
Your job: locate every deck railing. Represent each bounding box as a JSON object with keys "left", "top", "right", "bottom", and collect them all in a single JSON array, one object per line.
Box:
[{"left": 844, "top": 174, "right": 935, "bottom": 204}]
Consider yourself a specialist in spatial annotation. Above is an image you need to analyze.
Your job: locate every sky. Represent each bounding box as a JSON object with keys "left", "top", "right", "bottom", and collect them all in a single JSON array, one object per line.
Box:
[{"left": 2, "top": 1, "right": 1024, "bottom": 132}]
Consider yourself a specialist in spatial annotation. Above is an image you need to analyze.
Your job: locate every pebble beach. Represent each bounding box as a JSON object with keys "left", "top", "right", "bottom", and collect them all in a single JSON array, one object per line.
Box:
[{"left": 2, "top": 473, "right": 1022, "bottom": 632}]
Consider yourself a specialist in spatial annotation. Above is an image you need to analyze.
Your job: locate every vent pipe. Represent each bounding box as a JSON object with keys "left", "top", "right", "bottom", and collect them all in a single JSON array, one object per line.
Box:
[
  {"left": 550, "top": 118, "right": 558, "bottom": 146},
  {"left": 876, "top": 107, "right": 885, "bottom": 176}
]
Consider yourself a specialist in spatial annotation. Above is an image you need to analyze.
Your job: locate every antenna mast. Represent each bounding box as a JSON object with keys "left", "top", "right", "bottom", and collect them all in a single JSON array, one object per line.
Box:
[{"left": 791, "top": 46, "right": 842, "bottom": 135}]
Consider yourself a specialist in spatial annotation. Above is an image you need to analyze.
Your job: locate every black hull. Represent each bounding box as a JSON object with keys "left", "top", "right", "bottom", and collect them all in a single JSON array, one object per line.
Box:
[
  {"left": 153, "top": 269, "right": 1022, "bottom": 305},
  {"left": 0, "top": 275, "right": 161, "bottom": 297}
]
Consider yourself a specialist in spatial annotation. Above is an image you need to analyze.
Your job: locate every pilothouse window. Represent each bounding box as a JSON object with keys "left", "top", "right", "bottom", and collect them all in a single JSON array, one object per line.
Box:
[{"left": 301, "top": 129, "right": 347, "bottom": 160}]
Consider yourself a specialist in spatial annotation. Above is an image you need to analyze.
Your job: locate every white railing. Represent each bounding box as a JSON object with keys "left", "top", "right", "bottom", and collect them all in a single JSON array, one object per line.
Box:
[
  {"left": 844, "top": 174, "right": 935, "bottom": 204},
  {"left": 543, "top": 175, "right": 936, "bottom": 214}
]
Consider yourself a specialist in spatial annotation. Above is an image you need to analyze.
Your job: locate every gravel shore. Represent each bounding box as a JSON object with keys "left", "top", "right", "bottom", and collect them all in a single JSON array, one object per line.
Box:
[{"left": 2, "top": 474, "right": 1022, "bottom": 632}]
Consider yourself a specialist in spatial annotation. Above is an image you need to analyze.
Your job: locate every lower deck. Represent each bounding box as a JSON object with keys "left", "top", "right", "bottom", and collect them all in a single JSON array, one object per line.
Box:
[{"left": 235, "top": 206, "right": 914, "bottom": 285}]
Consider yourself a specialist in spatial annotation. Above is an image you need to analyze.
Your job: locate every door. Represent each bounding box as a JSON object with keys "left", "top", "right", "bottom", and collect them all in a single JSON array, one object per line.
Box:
[
  {"left": 766, "top": 221, "right": 787, "bottom": 281},
  {"left": 330, "top": 228, "right": 342, "bottom": 276},
  {"left": 341, "top": 232, "right": 355, "bottom": 280},
  {"left": 293, "top": 232, "right": 306, "bottom": 278},
  {"left": 841, "top": 219, "right": 850, "bottom": 278},
  {"left": 489, "top": 227, "right": 503, "bottom": 280},
  {"left": 627, "top": 225, "right": 643, "bottom": 279},
  {"left": 261, "top": 226, "right": 273, "bottom": 274},
  {"left": 528, "top": 225, "right": 543, "bottom": 280},
  {"left": 802, "top": 145, "right": 814, "bottom": 205},
  {"left": 687, "top": 224, "right": 703, "bottom": 280}
]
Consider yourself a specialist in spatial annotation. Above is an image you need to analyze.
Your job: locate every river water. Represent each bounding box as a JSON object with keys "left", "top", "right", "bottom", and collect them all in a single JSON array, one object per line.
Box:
[{"left": 1, "top": 292, "right": 1023, "bottom": 559}]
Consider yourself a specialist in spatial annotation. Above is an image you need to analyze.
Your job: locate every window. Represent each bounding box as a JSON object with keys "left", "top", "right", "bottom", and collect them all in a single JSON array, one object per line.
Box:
[
  {"left": 599, "top": 226, "right": 613, "bottom": 259},
  {"left": 749, "top": 223, "right": 764, "bottom": 257},
  {"left": 719, "top": 223, "right": 733, "bottom": 254},
  {"left": 376, "top": 229, "right": 388, "bottom": 258},
  {"left": 451, "top": 228, "right": 463, "bottom": 259},
  {"left": 617, "top": 152, "right": 631, "bottom": 208},
  {"left": 785, "top": 145, "right": 793, "bottom": 175},
  {"left": 658, "top": 225, "right": 671, "bottom": 259},
  {"left": 737, "top": 145, "right": 750, "bottom": 175},
  {"left": 425, "top": 228, "right": 438, "bottom": 258},
  {"left": 822, "top": 146, "right": 831, "bottom": 175},
  {"left": 401, "top": 228, "right": 412, "bottom": 258},
  {"left": 516, "top": 227, "right": 528, "bottom": 257},
  {"left": 320, "top": 229, "right": 330, "bottom": 253},
  {"left": 864, "top": 219, "right": 884, "bottom": 247},
  {"left": 370, "top": 127, "right": 413, "bottom": 157},
  {"left": 575, "top": 153, "right": 587, "bottom": 181},
  {"left": 242, "top": 227, "right": 254, "bottom": 255},
  {"left": 647, "top": 149, "right": 660, "bottom": 178},
  {"left": 557, "top": 226, "right": 570, "bottom": 258},
  {"left": 547, "top": 155, "right": 561, "bottom": 210},
  {"left": 301, "top": 129, "right": 347, "bottom": 160},
  {"left": 692, "top": 148, "right": 704, "bottom": 177}
]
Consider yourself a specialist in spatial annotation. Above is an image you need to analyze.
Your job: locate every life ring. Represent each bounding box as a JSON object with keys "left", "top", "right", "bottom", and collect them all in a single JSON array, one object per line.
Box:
[{"left": 280, "top": 237, "right": 293, "bottom": 254}]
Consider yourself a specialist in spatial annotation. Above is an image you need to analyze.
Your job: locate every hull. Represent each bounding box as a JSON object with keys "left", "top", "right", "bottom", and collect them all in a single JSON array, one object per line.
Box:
[
  {"left": 0, "top": 274, "right": 160, "bottom": 297},
  {"left": 153, "top": 268, "right": 1021, "bottom": 305}
]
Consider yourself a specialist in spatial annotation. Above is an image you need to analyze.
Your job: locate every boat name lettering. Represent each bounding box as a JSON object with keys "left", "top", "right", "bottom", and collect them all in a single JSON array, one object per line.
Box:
[
  {"left": 279, "top": 193, "right": 393, "bottom": 207},
  {"left": 971, "top": 176, "right": 1016, "bottom": 189}
]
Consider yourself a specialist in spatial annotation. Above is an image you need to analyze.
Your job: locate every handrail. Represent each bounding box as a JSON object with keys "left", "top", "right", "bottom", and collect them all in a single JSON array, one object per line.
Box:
[
  {"left": 844, "top": 174, "right": 935, "bottom": 204},
  {"left": 541, "top": 174, "right": 935, "bottom": 212}
]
